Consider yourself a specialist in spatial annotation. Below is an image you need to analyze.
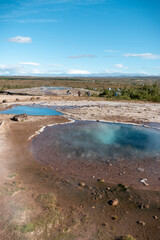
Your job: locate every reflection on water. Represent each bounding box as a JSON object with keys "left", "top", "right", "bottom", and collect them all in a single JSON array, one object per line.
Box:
[
  {"left": 0, "top": 105, "right": 63, "bottom": 116},
  {"left": 31, "top": 121, "right": 160, "bottom": 164}
]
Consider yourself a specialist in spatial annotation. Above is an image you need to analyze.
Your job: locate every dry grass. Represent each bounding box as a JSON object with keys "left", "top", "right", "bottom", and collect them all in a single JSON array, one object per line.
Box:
[{"left": 0, "top": 76, "right": 160, "bottom": 91}]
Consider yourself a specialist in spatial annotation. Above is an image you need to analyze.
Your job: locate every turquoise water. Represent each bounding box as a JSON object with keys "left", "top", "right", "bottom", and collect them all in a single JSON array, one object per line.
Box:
[
  {"left": 31, "top": 121, "right": 160, "bottom": 164},
  {"left": 0, "top": 105, "right": 63, "bottom": 116}
]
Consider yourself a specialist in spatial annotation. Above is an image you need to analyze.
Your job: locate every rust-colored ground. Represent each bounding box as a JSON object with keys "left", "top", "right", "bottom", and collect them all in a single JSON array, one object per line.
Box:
[{"left": 0, "top": 112, "right": 160, "bottom": 240}]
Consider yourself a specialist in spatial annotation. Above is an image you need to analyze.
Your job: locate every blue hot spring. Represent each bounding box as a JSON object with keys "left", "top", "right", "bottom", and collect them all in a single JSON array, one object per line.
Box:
[
  {"left": 0, "top": 105, "right": 62, "bottom": 116},
  {"left": 31, "top": 121, "right": 160, "bottom": 166},
  {"left": 40, "top": 87, "right": 71, "bottom": 90}
]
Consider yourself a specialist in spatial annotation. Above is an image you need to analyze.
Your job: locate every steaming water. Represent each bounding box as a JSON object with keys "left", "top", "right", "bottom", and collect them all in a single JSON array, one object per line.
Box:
[
  {"left": 0, "top": 105, "right": 62, "bottom": 116},
  {"left": 31, "top": 121, "right": 160, "bottom": 164}
]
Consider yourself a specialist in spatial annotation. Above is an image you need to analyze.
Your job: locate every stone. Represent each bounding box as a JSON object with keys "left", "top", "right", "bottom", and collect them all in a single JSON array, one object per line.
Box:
[
  {"left": 143, "top": 182, "right": 149, "bottom": 187},
  {"left": 137, "top": 167, "right": 144, "bottom": 172},
  {"left": 120, "top": 235, "right": 136, "bottom": 240},
  {"left": 11, "top": 114, "right": 27, "bottom": 121},
  {"left": 137, "top": 221, "right": 145, "bottom": 226},
  {"left": 139, "top": 178, "right": 149, "bottom": 186},
  {"left": 2, "top": 99, "right": 7, "bottom": 103},
  {"left": 80, "top": 205, "right": 84, "bottom": 208},
  {"left": 30, "top": 97, "right": 35, "bottom": 101},
  {"left": 79, "top": 182, "right": 86, "bottom": 187},
  {"left": 144, "top": 204, "right": 150, "bottom": 209},
  {"left": 97, "top": 178, "right": 105, "bottom": 183},
  {"left": 111, "top": 215, "right": 118, "bottom": 220},
  {"left": 139, "top": 203, "right": 144, "bottom": 209},
  {"left": 108, "top": 198, "right": 119, "bottom": 206},
  {"left": 102, "top": 223, "right": 107, "bottom": 227}
]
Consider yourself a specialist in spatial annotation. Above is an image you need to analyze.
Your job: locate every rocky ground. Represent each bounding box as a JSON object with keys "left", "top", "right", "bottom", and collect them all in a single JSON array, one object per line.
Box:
[{"left": 0, "top": 93, "right": 160, "bottom": 240}]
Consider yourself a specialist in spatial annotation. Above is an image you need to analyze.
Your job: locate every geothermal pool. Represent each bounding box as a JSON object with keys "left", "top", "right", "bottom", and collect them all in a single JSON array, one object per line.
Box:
[
  {"left": 30, "top": 121, "right": 160, "bottom": 187},
  {"left": 40, "top": 87, "right": 71, "bottom": 90},
  {"left": 31, "top": 121, "right": 160, "bottom": 162},
  {"left": 0, "top": 105, "right": 63, "bottom": 116}
]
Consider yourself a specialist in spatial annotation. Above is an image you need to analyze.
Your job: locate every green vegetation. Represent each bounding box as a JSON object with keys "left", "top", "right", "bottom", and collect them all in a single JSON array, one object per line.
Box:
[
  {"left": 1, "top": 181, "right": 24, "bottom": 196},
  {"left": 99, "top": 83, "right": 160, "bottom": 102},
  {"left": 20, "top": 223, "right": 35, "bottom": 233},
  {"left": 10, "top": 193, "right": 65, "bottom": 238},
  {"left": 0, "top": 84, "right": 30, "bottom": 90},
  {"left": 8, "top": 174, "right": 17, "bottom": 178},
  {"left": 53, "top": 231, "right": 75, "bottom": 240},
  {"left": 36, "top": 193, "right": 57, "bottom": 210}
]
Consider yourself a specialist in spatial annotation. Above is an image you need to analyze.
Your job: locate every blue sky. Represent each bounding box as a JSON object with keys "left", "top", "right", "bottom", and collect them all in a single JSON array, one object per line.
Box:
[{"left": 0, "top": 0, "right": 160, "bottom": 76}]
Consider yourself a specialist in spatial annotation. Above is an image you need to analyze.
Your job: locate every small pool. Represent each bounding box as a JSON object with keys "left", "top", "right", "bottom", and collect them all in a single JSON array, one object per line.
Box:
[
  {"left": 0, "top": 105, "right": 63, "bottom": 116},
  {"left": 31, "top": 121, "right": 160, "bottom": 162},
  {"left": 40, "top": 87, "right": 71, "bottom": 90},
  {"left": 30, "top": 121, "right": 160, "bottom": 188}
]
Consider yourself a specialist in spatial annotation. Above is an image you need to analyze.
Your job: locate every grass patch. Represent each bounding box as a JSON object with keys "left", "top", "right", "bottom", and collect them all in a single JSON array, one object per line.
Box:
[
  {"left": 20, "top": 223, "right": 35, "bottom": 233},
  {"left": 36, "top": 193, "right": 57, "bottom": 210},
  {"left": 2, "top": 182, "right": 22, "bottom": 196},
  {"left": 8, "top": 174, "right": 17, "bottom": 179},
  {"left": 53, "top": 231, "right": 75, "bottom": 240},
  {"left": 34, "top": 193, "right": 64, "bottom": 230}
]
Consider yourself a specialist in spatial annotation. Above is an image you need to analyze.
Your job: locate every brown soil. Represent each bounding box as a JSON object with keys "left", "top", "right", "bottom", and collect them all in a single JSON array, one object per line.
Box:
[{"left": 0, "top": 113, "right": 160, "bottom": 240}]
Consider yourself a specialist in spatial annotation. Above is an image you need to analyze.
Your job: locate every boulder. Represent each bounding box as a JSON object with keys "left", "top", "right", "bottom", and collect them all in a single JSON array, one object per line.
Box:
[
  {"left": 108, "top": 198, "right": 119, "bottom": 206},
  {"left": 11, "top": 114, "right": 27, "bottom": 121}
]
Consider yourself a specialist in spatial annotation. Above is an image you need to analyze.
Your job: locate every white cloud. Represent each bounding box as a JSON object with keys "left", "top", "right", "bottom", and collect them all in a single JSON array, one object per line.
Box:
[
  {"left": 67, "top": 69, "right": 91, "bottom": 75},
  {"left": 105, "top": 50, "right": 120, "bottom": 53},
  {"left": 114, "top": 64, "right": 128, "bottom": 69},
  {"left": 139, "top": 71, "right": 150, "bottom": 75},
  {"left": 0, "top": 64, "right": 43, "bottom": 75},
  {"left": 8, "top": 36, "right": 32, "bottom": 43},
  {"left": 105, "top": 69, "right": 123, "bottom": 74},
  {"left": 68, "top": 54, "right": 96, "bottom": 59},
  {"left": 123, "top": 53, "right": 160, "bottom": 60},
  {"left": 0, "top": 64, "right": 91, "bottom": 76},
  {"left": 104, "top": 69, "right": 153, "bottom": 76},
  {"left": 0, "top": 64, "right": 23, "bottom": 75},
  {"left": 152, "top": 67, "right": 160, "bottom": 69},
  {"left": 0, "top": 63, "right": 159, "bottom": 76},
  {"left": 1, "top": 62, "right": 159, "bottom": 76},
  {"left": 15, "top": 19, "right": 58, "bottom": 23},
  {"left": 48, "top": 63, "right": 63, "bottom": 67},
  {"left": 19, "top": 62, "right": 40, "bottom": 66}
]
